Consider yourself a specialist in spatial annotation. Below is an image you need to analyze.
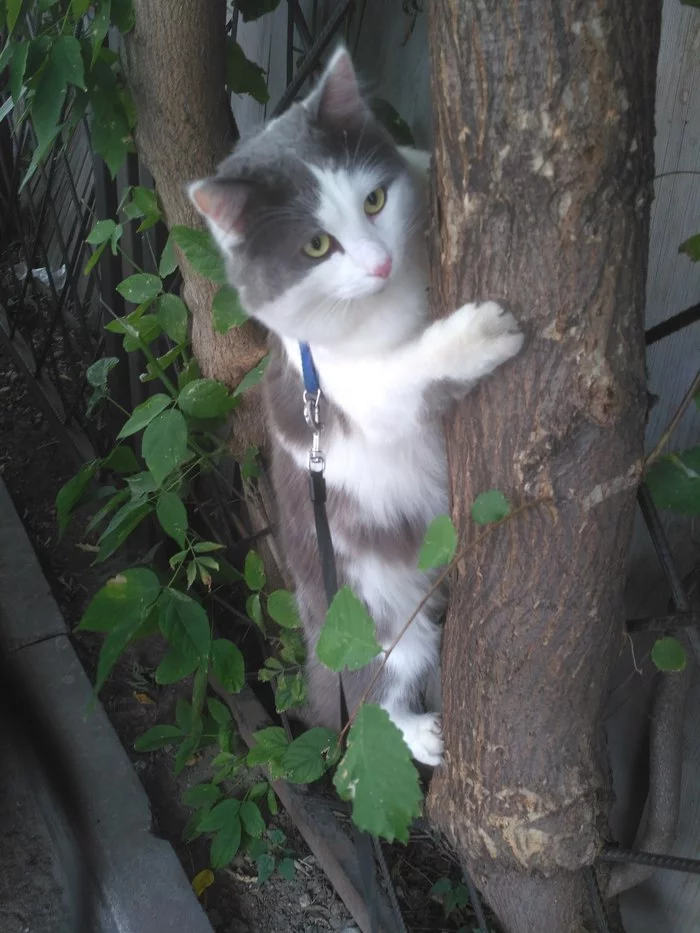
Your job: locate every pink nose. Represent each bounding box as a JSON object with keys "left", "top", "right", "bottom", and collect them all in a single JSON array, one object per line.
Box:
[{"left": 371, "top": 256, "right": 392, "bottom": 279}]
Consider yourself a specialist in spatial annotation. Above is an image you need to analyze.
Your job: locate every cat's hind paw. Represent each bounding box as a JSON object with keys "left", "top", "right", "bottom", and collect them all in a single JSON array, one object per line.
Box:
[{"left": 402, "top": 712, "right": 444, "bottom": 767}]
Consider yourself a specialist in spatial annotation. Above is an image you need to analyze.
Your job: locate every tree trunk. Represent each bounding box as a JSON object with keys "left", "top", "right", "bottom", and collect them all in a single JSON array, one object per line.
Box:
[
  {"left": 425, "top": 4, "right": 661, "bottom": 931},
  {"left": 122, "top": 0, "right": 268, "bottom": 455}
]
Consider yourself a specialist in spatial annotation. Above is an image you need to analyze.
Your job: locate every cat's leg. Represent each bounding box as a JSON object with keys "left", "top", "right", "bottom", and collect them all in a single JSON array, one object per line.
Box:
[
  {"left": 380, "top": 613, "right": 444, "bottom": 767},
  {"left": 332, "top": 301, "right": 523, "bottom": 444}
]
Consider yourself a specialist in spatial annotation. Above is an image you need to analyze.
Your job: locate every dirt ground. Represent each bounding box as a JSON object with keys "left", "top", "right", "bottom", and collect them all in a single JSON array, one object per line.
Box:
[{"left": 0, "top": 338, "right": 482, "bottom": 933}]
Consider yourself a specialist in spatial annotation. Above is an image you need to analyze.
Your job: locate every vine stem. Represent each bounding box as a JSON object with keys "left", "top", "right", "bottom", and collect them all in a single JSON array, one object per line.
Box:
[
  {"left": 338, "top": 497, "right": 553, "bottom": 743},
  {"left": 645, "top": 368, "right": 700, "bottom": 468}
]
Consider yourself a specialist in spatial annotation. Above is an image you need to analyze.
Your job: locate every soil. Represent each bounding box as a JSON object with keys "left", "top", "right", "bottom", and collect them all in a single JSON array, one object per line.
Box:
[{"left": 0, "top": 332, "right": 483, "bottom": 933}]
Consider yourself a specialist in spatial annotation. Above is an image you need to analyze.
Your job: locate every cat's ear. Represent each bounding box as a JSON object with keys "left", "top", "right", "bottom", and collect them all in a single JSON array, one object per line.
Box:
[
  {"left": 305, "top": 45, "right": 368, "bottom": 129},
  {"left": 188, "top": 178, "right": 252, "bottom": 247}
]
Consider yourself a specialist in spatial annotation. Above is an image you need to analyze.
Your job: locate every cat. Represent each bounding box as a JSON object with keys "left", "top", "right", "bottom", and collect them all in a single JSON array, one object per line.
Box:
[{"left": 189, "top": 46, "right": 523, "bottom": 766}]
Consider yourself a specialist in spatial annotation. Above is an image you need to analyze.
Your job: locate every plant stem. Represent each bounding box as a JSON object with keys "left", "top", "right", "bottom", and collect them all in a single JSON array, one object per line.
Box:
[{"left": 645, "top": 368, "right": 700, "bottom": 468}]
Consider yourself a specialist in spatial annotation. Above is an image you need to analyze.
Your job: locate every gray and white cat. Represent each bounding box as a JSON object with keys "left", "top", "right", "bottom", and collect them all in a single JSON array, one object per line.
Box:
[{"left": 189, "top": 47, "right": 523, "bottom": 766}]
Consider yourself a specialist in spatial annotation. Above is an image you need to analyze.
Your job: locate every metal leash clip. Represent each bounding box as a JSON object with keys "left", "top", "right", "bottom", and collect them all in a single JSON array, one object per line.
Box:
[{"left": 303, "top": 388, "right": 325, "bottom": 474}]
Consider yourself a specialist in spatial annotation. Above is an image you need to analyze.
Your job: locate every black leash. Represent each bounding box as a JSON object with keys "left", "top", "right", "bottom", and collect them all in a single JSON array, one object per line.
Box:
[{"left": 301, "top": 344, "right": 381, "bottom": 933}]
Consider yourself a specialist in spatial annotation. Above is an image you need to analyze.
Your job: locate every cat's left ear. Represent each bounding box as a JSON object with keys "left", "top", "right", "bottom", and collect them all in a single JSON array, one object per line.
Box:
[
  {"left": 187, "top": 177, "right": 252, "bottom": 249},
  {"left": 305, "top": 44, "right": 368, "bottom": 129}
]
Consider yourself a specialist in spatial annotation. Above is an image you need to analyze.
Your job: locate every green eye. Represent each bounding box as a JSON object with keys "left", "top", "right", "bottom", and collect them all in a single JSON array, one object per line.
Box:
[
  {"left": 364, "top": 186, "right": 386, "bottom": 215},
  {"left": 303, "top": 233, "right": 332, "bottom": 258}
]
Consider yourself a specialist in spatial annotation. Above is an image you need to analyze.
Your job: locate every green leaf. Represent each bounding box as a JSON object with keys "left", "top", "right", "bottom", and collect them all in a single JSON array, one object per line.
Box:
[
  {"left": 50, "top": 35, "right": 86, "bottom": 90},
  {"left": 237, "top": 0, "right": 282, "bottom": 22},
  {"left": 170, "top": 225, "right": 227, "bottom": 284},
  {"left": 244, "top": 550, "right": 266, "bottom": 591},
  {"left": 651, "top": 636, "right": 687, "bottom": 672},
  {"left": 198, "top": 797, "right": 240, "bottom": 831},
  {"left": 156, "top": 490, "right": 188, "bottom": 546},
  {"left": 94, "top": 611, "right": 144, "bottom": 693},
  {"left": 84, "top": 239, "right": 108, "bottom": 276},
  {"left": 133, "top": 724, "right": 183, "bottom": 752},
  {"left": 89, "top": 0, "right": 111, "bottom": 66},
  {"left": 122, "top": 313, "right": 162, "bottom": 352},
  {"left": 225, "top": 39, "right": 269, "bottom": 104},
  {"left": 159, "top": 234, "right": 178, "bottom": 277},
  {"left": 118, "top": 393, "right": 172, "bottom": 439},
  {"left": 471, "top": 489, "right": 511, "bottom": 525},
  {"left": 679, "top": 233, "right": 700, "bottom": 262},
  {"left": 275, "top": 671, "right": 306, "bottom": 712},
  {"left": 240, "top": 445, "right": 261, "bottom": 480},
  {"left": 158, "top": 587, "right": 211, "bottom": 661},
  {"left": 418, "top": 514, "right": 457, "bottom": 570},
  {"left": 55, "top": 459, "right": 100, "bottom": 534},
  {"left": 211, "top": 638, "right": 245, "bottom": 693},
  {"left": 645, "top": 448, "right": 700, "bottom": 514},
  {"left": 10, "top": 41, "right": 29, "bottom": 104},
  {"left": 116, "top": 273, "right": 163, "bottom": 304},
  {"left": 102, "top": 445, "right": 139, "bottom": 474},
  {"left": 267, "top": 787, "right": 278, "bottom": 816},
  {"left": 247, "top": 727, "right": 288, "bottom": 776},
  {"left": 257, "top": 852, "right": 275, "bottom": 884},
  {"left": 182, "top": 783, "right": 222, "bottom": 811},
  {"left": 79, "top": 567, "right": 161, "bottom": 633},
  {"left": 71, "top": 0, "right": 90, "bottom": 16},
  {"left": 155, "top": 646, "right": 198, "bottom": 684},
  {"left": 155, "top": 294, "right": 189, "bottom": 344},
  {"left": 212, "top": 284, "right": 248, "bottom": 333},
  {"left": 233, "top": 355, "right": 270, "bottom": 396},
  {"left": 95, "top": 501, "right": 152, "bottom": 563},
  {"left": 211, "top": 815, "right": 242, "bottom": 869},
  {"left": 246, "top": 593, "right": 263, "bottom": 628},
  {"left": 178, "top": 378, "right": 235, "bottom": 419},
  {"left": 207, "top": 697, "right": 232, "bottom": 726},
  {"left": 240, "top": 800, "right": 266, "bottom": 838},
  {"left": 142, "top": 409, "right": 188, "bottom": 486},
  {"left": 277, "top": 857, "right": 295, "bottom": 882},
  {"left": 31, "top": 61, "right": 66, "bottom": 148},
  {"left": 178, "top": 358, "right": 201, "bottom": 391},
  {"left": 87, "top": 219, "right": 117, "bottom": 245},
  {"left": 87, "top": 356, "right": 119, "bottom": 388},
  {"left": 334, "top": 704, "right": 422, "bottom": 843},
  {"left": 111, "top": 0, "right": 134, "bottom": 33},
  {"left": 7, "top": 0, "right": 23, "bottom": 31},
  {"left": 316, "top": 586, "right": 381, "bottom": 672},
  {"left": 282, "top": 727, "right": 338, "bottom": 784},
  {"left": 267, "top": 590, "right": 301, "bottom": 629}
]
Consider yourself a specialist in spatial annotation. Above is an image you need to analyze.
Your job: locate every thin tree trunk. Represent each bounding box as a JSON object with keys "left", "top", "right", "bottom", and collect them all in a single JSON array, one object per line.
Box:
[
  {"left": 122, "top": 0, "right": 268, "bottom": 454},
  {"left": 425, "top": 4, "right": 661, "bottom": 931}
]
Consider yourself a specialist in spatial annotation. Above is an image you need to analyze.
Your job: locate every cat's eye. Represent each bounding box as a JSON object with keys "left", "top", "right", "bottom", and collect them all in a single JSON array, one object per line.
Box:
[
  {"left": 364, "top": 186, "right": 386, "bottom": 216},
  {"left": 303, "top": 233, "right": 332, "bottom": 258}
]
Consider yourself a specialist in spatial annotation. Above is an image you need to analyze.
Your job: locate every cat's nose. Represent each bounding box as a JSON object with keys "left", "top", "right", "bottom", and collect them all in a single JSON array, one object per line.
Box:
[{"left": 371, "top": 256, "right": 392, "bottom": 279}]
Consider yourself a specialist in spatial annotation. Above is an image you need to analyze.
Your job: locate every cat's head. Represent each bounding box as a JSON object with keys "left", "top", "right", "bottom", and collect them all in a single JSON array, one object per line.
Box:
[{"left": 188, "top": 46, "right": 424, "bottom": 349}]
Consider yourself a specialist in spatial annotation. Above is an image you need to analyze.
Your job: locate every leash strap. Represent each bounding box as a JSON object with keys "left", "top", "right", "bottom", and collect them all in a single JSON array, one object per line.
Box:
[{"left": 300, "top": 342, "right": 379, "bottom": 933}]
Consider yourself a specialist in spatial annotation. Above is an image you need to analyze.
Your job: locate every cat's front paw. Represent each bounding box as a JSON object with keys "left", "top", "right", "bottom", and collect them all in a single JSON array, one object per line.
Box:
[
  {"left": 402, "top": 712, "right": 444, "bottom": 767},
  {"left": 435, "top": 301, "right": 524, "bottom": 384}
]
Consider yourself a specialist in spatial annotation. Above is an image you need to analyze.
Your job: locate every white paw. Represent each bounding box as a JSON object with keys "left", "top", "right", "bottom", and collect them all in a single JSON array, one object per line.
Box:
[
  {"left": 402, "top": 712, "right": 444, "bottom": 767},
  {"left": 431, "top": 300, "right": 524, "bottom": 383}
]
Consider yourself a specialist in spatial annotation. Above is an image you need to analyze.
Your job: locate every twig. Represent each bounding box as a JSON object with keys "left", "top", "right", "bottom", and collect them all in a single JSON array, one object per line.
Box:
[
  {"left": 645, "top": 368, "right": 700, "bottom": 468},
  {"left": 339, "top": 497, "right": 553, "bottom": 741}
]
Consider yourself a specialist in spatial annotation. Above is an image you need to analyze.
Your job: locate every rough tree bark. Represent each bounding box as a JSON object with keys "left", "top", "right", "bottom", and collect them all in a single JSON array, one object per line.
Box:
[
  {"left": 122, "top": 0, "right": 268, "bottom": 455},
  {"left": 425, "top": 4, "right": 661, "bottom": 931}
]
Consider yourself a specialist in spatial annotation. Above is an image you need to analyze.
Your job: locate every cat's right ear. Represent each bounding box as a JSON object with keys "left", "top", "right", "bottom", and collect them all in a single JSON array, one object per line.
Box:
[{"left": 187, "top": 178, "right": 251, "bottom": 249}]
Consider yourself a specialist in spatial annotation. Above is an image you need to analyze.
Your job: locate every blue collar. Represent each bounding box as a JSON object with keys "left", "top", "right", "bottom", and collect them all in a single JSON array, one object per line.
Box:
[{"left": 299, "top": 342, "right": 320, "bottom": 395}]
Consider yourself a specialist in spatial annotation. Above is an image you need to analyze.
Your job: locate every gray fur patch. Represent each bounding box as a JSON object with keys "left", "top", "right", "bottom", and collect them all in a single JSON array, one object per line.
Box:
[{"left": 210, "top": 102, "right": 406, "bottom": 307}]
